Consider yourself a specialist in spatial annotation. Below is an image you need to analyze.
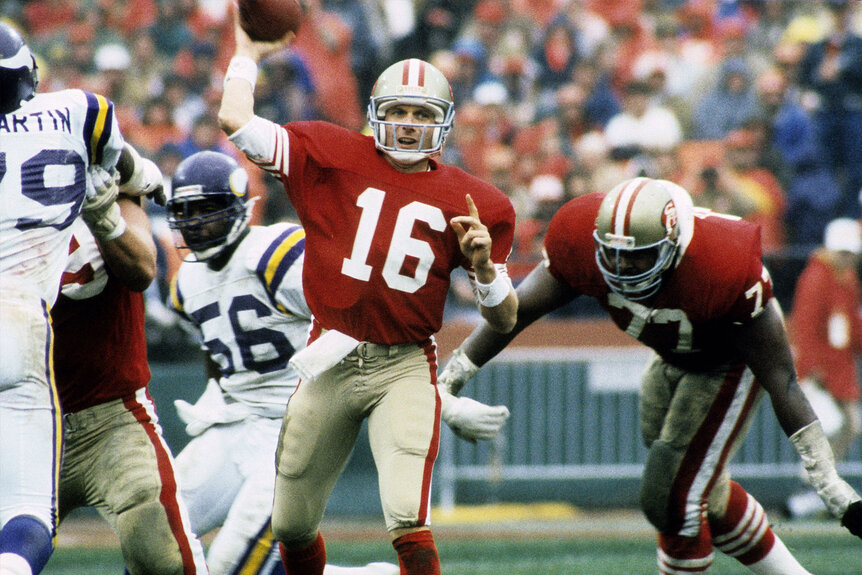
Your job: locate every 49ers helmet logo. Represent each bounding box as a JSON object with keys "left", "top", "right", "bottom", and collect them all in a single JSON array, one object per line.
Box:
[{"left": 662, "top": 201, "right": 677, "bottom": 235}]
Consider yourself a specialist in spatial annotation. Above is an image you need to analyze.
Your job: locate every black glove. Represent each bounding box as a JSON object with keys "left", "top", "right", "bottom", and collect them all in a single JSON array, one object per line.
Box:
[{"left": 842, "top": 500, "right": 862, "bottom": 538}]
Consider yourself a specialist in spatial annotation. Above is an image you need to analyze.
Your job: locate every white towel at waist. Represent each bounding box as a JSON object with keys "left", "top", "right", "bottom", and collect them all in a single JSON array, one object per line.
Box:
[{"left": 288, "top": 328, "right": 360, "bottom": 381}]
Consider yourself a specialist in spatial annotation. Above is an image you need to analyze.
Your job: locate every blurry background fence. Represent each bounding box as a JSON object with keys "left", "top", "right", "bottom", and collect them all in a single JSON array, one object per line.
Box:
[
  {"left": 150, "top": 344, "right": 862, "bottom": 515},
  {"left": 435, "top": 347, "right": 862, "bottom": 511}
]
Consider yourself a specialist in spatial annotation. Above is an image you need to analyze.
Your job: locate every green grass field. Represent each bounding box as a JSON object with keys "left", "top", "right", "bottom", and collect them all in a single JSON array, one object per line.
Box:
[{"left": 43, "top": 510, "right": 862, "bottom": 575}]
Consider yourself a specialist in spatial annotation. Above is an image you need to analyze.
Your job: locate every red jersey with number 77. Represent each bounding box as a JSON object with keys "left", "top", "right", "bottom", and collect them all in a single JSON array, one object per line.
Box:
[
  {"left": 543, "top": 192, "right": 773, "bottom": 372},
  {"left": 254, "top": 120, "right": 515, "bottom": 345}
]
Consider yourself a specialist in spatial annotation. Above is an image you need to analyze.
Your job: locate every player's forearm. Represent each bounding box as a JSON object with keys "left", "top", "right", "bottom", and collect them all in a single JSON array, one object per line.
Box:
[
  {"left": 219, "top": 32, "right": 259, "bottom": 136},
  {"left": 478, "top": 288, "right": 518, "bottom": 333},
  {"left": 97, "top": 199, "right": 157, "bottom": 292},
  {"left": 465, "top": 316, "right": 522, "bottom": 366},
  {"left": 438, "top": 323, "right": 519, "bottom": 397},
  {"left": 219, "top": 74, "right": 256, "bottom": 136},
  {"left": 736, "top": 302, "right": 818, "bottom": 436}
]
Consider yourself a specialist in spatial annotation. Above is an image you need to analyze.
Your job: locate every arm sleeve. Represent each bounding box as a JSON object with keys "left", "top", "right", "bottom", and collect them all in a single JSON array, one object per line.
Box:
[{"left": 228, "top": 115, "right": 289, "bottom": 182}]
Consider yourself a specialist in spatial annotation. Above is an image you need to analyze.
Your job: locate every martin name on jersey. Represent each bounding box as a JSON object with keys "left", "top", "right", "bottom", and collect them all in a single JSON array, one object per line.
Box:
[
  {"left": 170, "top": 222, "right": 310, "bottom": 417},
  {"left": 0, "top": 89, "right": 122, "bottom": 305}
]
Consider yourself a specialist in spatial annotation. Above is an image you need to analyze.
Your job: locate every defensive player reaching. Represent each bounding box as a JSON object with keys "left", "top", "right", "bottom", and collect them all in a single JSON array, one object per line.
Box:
[
  {"left": 218, "top": 14, "right": 518, "bottom": 575},
  {"left": 0, "top": 23, "right": 144, "bottom": 575},
  {"left": 52, "top": 159, "right": 208, "bottom": 575},
  {"left": 166, "top": 151, "right": 509, "bottom": 574},
  {"left": 439, "top": 177, "right": 862, "bottom": 574}
]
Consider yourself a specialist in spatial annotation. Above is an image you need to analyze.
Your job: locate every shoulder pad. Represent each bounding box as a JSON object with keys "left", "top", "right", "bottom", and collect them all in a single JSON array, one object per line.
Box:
[{"left": 244, "top": 223, "right": 304, "bottom": 273}]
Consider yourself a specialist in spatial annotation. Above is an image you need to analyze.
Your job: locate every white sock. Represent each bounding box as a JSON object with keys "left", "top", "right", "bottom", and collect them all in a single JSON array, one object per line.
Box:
[
  {"left": 745, "top": 536, "right": 812, "bottom": 575},
  {"left": 0, "top": 553, "right": 33, "bottom": 575}
]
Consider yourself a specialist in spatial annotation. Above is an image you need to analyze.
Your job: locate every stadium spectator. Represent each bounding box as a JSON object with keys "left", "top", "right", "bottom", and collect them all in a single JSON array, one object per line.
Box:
[
  {"left": 797, "top": 0, "right": 862, "bottom": 218},
  {"left": 532, "top": 11, "right": 582, "bottom": 95},
  {"left": 121, "top": 30, "right": 172, "bottom": 110},
  {"left": 551, "top": 82, "right": 593, "bottom": 156},
  {"left": 161, "top": 72, "right": 207, "bottom": 135},
  {"left": 148, "top": 0, "right": 195, "bottom": 59},
  {"left": 96, "top": 0, "right": 157, "bottom": 39},
  {"left": 447, "top": 38, "right": 491, "bottom": 106},
  {"left": 690, "top": 57, "right": 761, "bottom": 140},
  {"left": 756, "top": 67, "right": 841, "bottom": 245},
  {"left": 218, "top": 9, "right": 518, "bottom": 571},
  {"left": 688, "top": 128, "right": 787, "bottom": 253},
  {"left": 629, "top": 14, "right": 699, "bottom": 132},
  {"left": 603, "top": 79, "right": 684, "bottom": 162},
  {"left": 291, "top": 0, "right": 364, "bottom": 130},
  {"left": 132, "top": 97, "right": 186, "bottom": 158},
  {"left": 409, "top": 0, "right": 472, "bottom": 57},
  {"left": 440, "top": 176, "right": 862, "bottom": 574},
  {"left": 177, "top": 114, "right": 235, "bottom": 159},
  {"left": 323, "top": 0, "right": 389, "bottom": 100}
]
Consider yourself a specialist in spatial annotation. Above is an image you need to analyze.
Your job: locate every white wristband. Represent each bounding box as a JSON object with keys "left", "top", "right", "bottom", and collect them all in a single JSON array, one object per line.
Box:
[
  {"left": 475, "top": 274, "right": 510, "bottom": 308},
  {"left": 224, "top": 56, "right": 258, "bottom": 91}
]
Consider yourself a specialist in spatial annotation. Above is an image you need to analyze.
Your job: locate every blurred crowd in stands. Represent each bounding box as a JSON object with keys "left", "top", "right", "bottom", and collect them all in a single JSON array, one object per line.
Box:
[{"left": 2, "top": 0, "right": 862, "bottom": 346}]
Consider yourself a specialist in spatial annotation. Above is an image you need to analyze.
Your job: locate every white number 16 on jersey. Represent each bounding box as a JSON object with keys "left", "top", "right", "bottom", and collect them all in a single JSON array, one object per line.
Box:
[{"left": 341, "top": 187, "right": 447, "bottom": 293}]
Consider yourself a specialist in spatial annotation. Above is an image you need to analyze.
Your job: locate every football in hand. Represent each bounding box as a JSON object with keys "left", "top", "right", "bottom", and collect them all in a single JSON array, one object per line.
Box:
[{"left": 238, "top": 0, "right": 303, "bottom": 42}]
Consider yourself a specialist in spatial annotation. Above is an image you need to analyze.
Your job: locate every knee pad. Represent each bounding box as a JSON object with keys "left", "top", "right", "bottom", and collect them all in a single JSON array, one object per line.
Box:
[
  {"left": 117, "top": 501, "right": 185, "bottom": 575},
  {"left": 640, "top": 440, "right": 685, "bottom": 533},
  {"left": 270, "top": 517, "right": 318, "bottom": 552}
]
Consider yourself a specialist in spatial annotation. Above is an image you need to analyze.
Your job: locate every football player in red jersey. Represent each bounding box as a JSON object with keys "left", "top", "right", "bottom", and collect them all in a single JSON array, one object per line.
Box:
[
  {"left": 439, "top": 177, "right": 862, "bottom": 574},
  {"left": 217, "top": 12, "right": 518, "bottom": 575},
  {"left": 52, "top": 157, "right": 208, "bottom": 575}
]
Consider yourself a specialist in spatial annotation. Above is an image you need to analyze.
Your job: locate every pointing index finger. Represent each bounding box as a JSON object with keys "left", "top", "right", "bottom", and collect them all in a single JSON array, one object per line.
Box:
[{"left": 466, "top": 194, "right": 479, "bottom": 220}]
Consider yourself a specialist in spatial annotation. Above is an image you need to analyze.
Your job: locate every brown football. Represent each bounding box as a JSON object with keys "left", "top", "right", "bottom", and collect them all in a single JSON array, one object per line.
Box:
[{"left": 238, "top": 0, "right": 303, "bottom": 42}]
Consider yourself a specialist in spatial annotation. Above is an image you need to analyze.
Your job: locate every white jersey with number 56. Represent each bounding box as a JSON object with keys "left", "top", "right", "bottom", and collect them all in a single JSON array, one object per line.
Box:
[{"left": 170, "top": 222, "right": 311, "bottom": 417}]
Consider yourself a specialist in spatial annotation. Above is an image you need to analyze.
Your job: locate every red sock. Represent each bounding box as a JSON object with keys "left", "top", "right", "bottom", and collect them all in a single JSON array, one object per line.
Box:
[
  {"left": 657, "top": 514, "right": 714, "bottom": 574},
  {"left": 279, "top": 532, "right": 326, "bottom": 575},
  {"left": 710, "top": 481, "right": 775, "bottom": 565},
  {"left": 392, "top": 530, "right": 440, "bottom": 575}
]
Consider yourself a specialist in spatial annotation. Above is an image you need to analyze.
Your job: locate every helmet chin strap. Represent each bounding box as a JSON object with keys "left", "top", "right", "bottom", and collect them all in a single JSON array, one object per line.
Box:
[
  {"left": 381, "top": 149, "right": 443, "bottom": 173},
  {"left": 384, "top": 149, "right": 429, "bottom": 167}
]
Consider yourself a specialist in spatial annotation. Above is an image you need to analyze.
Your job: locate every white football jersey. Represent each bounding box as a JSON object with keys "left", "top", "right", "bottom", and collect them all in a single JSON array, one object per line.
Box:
[
  {"left": 0, "top": 89, "right": 123, "bottom": 305},
  {"left": 170, "top": 223, "right": 311, "bottom": 417}
]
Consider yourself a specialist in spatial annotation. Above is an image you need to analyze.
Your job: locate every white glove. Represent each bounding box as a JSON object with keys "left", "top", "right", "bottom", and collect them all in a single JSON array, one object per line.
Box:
[
  {"left": 438, "top": 347, "right": 480, "bottom": 396},
  {"left": 789, "top": 420, "right": 861, "bottom": 518},
  {"left": 120, "top": 147, "right": 166, "bottom": 205},
  {"left": 82, "top": 165, "right": 126, "bottom": 240},
  {"left": 174, "top": 379, "right": 250, "bottom": 437},
  {"left": 440, "top": 390, "right": 509, "bottom": 442}
]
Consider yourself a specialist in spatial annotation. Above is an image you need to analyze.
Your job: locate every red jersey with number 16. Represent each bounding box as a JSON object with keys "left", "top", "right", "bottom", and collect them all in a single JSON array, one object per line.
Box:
[
  {"left": 271, "top": 121, "right": 515, "bottom": 344},
  {"left": 543, "top": 192, "right": 773, "bottom": 372}
]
